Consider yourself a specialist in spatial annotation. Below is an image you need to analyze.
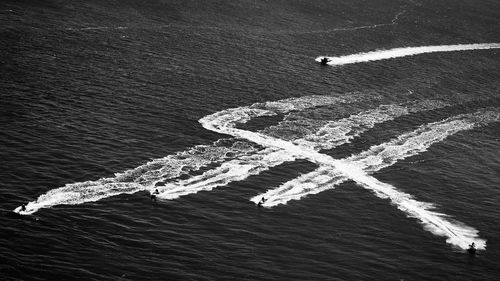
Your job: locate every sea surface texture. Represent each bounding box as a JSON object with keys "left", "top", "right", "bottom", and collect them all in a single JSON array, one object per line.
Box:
[{"left": 1, "top": 0, "right": 500, "bottom": 280}]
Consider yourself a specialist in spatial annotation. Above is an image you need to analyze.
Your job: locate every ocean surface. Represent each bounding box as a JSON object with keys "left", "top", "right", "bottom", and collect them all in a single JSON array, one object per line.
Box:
[{"left": 1, "top": 0, "right": 500, "bottom": 280}]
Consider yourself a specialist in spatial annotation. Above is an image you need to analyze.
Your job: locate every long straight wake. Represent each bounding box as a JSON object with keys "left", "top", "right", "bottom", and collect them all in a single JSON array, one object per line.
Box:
[
  {"left": 316, "top": 43, "right": 500, "bottom": 66},
  {"left": 16, "top": 139, "right": 260, "bottom": 214}
]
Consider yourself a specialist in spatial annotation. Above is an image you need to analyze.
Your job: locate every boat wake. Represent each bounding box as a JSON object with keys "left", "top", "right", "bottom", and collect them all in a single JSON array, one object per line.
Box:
[
  {"left": 203, "top": 101, "right": 497, "bottom": 250},
  {"left": 15, "top": 47, "right": 500, "bottom": 251},
  {"left": 316, "top": 43, "right": 500, "bottom": 66},
  {"left": 251, "top": 110, "right": 499, "bottom": 250}
]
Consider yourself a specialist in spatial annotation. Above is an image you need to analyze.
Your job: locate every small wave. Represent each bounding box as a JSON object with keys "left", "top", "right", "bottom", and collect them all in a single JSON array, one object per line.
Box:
[
  {"left": 277, "top": 7, "right": 406, "bottom": 35},
  {"left": 316, "top": 43, "right": 500, "bottom": 66},
  {"left": 65, "top": 26, "right": 129, "bottom": 31}
]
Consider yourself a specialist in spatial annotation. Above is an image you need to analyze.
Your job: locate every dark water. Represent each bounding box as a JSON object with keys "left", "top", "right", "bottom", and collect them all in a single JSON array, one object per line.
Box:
[{"left": 1, "top": 0, "right": 500, "bottom": 280}]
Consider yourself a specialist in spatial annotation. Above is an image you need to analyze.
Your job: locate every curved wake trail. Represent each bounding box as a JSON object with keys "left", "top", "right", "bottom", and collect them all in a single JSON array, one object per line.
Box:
[
  {"left": 156, "top": 94, "right": 382, "bottom": 199},
  {"left": 316, "top": 43, "right": 500, "bottom": 66},
  {"left": 205, "top": 108, "right": 497, "bottom": 250},
  {"left": 165, "top": 100, "right": 447, "bottom": 199},
  {"left": 15, "top": 94, "right": 372, "bottom": 214},
  {"left": 252, "top": 109, "right": 499, "bottom": 250},
  {"left": 14, "top": 88, "right": 498, "bottom": 250}
]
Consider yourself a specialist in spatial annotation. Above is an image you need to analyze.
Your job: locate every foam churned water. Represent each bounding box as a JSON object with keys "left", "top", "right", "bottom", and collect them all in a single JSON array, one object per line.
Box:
[
  {"left": 200, "top": 95, "right": 499, "bottom": 250},
  {"left": 15, "top": 139, "right": 260, "bottom": 214},
  {"left": 253, "top": 110, "right": 500, "bottom": 250},
  {"left": 14, "top": 52, "right": 500, "bottom": 252},
  {"left": 16, "top": 91, "right": 500, "bottom": 252},
  {"left": 316, "top": 43, "right": 500, "bottom": 66},
  {"left": 18, "top": 94, "right": 370, "bottom": 214}
]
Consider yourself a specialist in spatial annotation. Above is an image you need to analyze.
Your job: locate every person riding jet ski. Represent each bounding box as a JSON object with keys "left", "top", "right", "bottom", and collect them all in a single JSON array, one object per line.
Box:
[{"left": 467, "top": 242, "right": 476, "bottom": 255}]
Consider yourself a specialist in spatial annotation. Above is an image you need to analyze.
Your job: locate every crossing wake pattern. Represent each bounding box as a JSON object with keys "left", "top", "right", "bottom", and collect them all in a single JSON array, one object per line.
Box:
[
  {"left": 15, "top": 92, "right": 500, "bottom": 251},
  {"left": 14, "top": 43, "right": 500, "bottom": 251}
]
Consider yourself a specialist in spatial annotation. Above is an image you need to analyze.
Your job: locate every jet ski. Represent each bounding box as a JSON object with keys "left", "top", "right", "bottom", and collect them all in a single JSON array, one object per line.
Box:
[
  {"left": 13, "top": 204, "right": 36, "bottom": 215},
  {"left": 320, "top": 57, "right": 329, "bottom": 65},
  {"left": 467, "top": 243, "right": 476, "bottom": 255}
]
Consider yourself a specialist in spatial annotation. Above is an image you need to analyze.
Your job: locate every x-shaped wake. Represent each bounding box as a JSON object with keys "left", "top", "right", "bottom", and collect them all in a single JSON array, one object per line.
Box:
[
  {"left": 15, "top": 42, "right": 500, "bottom": 251},
  {"left": 16, "top": 95, "right": 499, "bottom": 252},
  {"left": 199, "top": 99, "right": 498, "bottom": 251}
]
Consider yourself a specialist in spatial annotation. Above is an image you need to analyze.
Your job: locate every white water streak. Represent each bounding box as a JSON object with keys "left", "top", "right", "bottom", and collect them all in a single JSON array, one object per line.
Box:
[
  {"left": 316, "top": 43, "right": 500, "bottom": 66},
  {"left": 157, "top": 148, "right": 294, "bottom": 199},
  {"left": 16, "top": 94, "right": 369, "bottom": 214},
  {"left": 15, "top": 140, "right": 259, "bottom": 214},
  {"left": 295, "top": 100, "right": 448, "bottom": 150},
  {"left": 348, "top": 110, "right": 500, "bottom": 172},
  {"left": 252, "top": 110, "right": 499, "bottom": 250},
  {"left": 256, "top": 111, "right": 499, "bottom": 205},
  {"left": 14, "top": 88, "right": 498, "bottom": 251},
  {"left": 202, "top": 107, "right": 499, "bottom": 250},
  {"left": 168, "top": 100, "right": 447, "bottom": 199}
]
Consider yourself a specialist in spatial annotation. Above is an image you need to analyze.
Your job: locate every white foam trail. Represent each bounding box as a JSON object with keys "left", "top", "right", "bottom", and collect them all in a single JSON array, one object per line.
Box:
[
  {"left": 206, "top": 109, "right": 497, "bottom": 250},
  {"left": 250, "top": 166, "right": 346, "bottom": 206},
  {"left": 157, "top": 148, "right": 294, "bottom": 199},
  {"left": 181, "top": 100, "right": 447, "bottom": 201},
  {"left": 15, "top": 88, "right": 497, "bottom": 250},
  {"left": 156, "top": 94, "right": 384, "bottom": 200},
  {"left": 316, "top": 43, "right": 500, "bottom": 66},
  {"left": 255, "top": 110, "right": 500, "bottom": 207},
  {"left": 16, "top": 94, "right": 368, "bottom": 214},
  {"left": 252, "top": 110, "right": 499, "bottom": 250},
  {"left": 348, "top": 110, "right": 500, "bottom": 172},
  {"left": 256, "top": 164, "right": 487, "bottom": 250},
  {"left": 205, "top": 93, "right": 381, "bottom": 132},
  {"left": 294, "top": 100, "right": 449, "bottom": 150},
  {"left": 197, "top": 94, "right": 369, "bottom": 134},
  {"left": 344, "top": 165, "right": 487, "bottom": 250},
  {"left": 15, "top": 140, "right": 259, "bottom": 214},
  {"left": 154, "top": 94, "right": 365, "bottom": 200},
  {"left": 15, "top": 181, "right": 143, "bottom": 215}
]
